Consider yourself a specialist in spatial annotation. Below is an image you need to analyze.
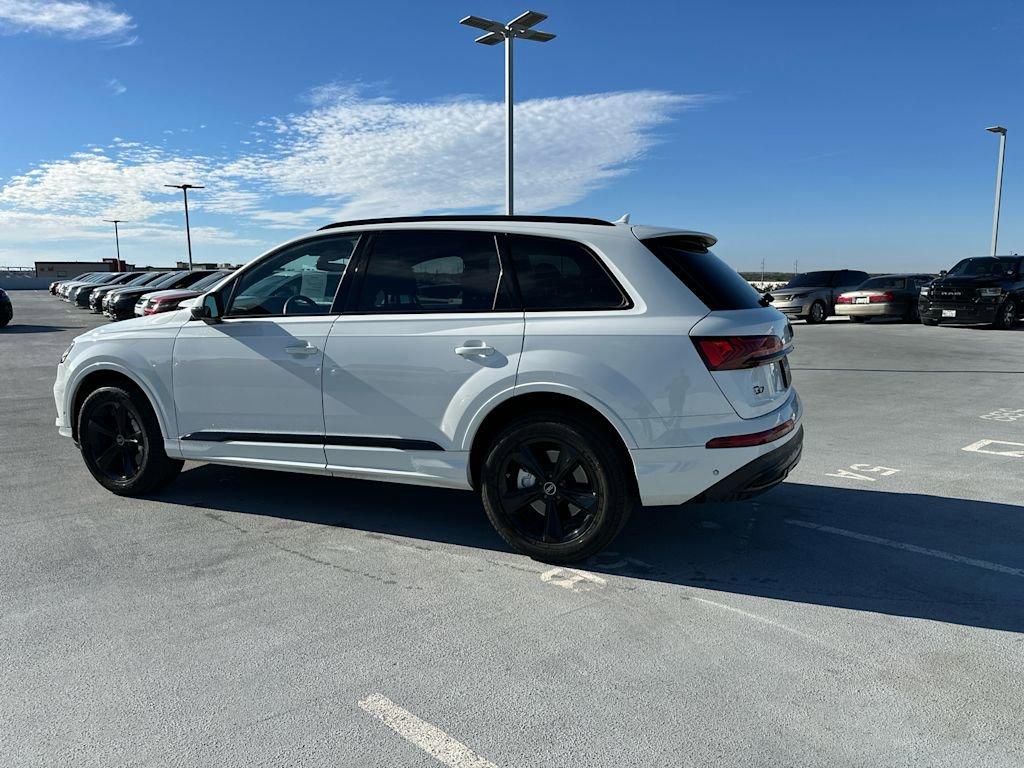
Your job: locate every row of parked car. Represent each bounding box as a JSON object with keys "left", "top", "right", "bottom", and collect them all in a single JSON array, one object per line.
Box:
[
  {"left": 50, "top": 268, "right": 232, "bottom": 320},
  {"left": 766, "top": 255, "right": 1024, "bottom": 329}
]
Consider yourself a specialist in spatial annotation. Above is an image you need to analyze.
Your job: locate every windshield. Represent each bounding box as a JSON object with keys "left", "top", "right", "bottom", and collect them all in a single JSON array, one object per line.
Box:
[
  {"left": 858, "top": 276, "right": 905, "bottom": 290},
  {"left": 946, "top": 257, "right": 1016, "bottom": 277},
  {"left": 785, "top": 271, "right": 833, "bottom": 288},
  {"left": 189, "top": 271, "right": 230, "bottom": 291},
  {"left": 122, "top": 273, "right": 155, "bottom": 286},
  {"left": 146, "top": 271, "right": 186, "bottom": 288}
]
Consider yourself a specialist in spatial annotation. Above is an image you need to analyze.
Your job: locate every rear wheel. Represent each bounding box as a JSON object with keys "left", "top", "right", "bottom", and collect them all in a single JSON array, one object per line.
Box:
[
  {"left": 480, "top": 414, "right": 634, "bottom": 564},
  {"left": 904, "top": 303, "right": 920, "bottom": 323},
  {"left": 994, "top": 299, "right": 1018, "bottom": 330},
  {"left": 806, "top": 301, "right": 827, "bottom": 324},
  {"left": 77, "top": 386, "right": 183, "bottom": 495}
]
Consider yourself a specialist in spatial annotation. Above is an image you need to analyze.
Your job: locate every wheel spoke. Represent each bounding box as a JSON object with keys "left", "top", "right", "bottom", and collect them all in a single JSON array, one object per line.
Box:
[
  {"left": 543, "top": 498, "right": 564, "bottom": 542},
  {"left": 561, "top": 488, "right": 598, "bottom": 512},
  {"left": 87, "top": 418, "right": 115, "bottom": 439},
  {"left": 95, "top": 442, "right": 120, "bottom": 470},
  {"left": 502, "top": 486, "right": 544, "bottom": 514},
  {"left": 511, "top": 445, "right": 546, "bottom": 482},
  {"left": 113, "top": 404, "right": 127, "bottom": 434},
  {"left": 122, "top": 448, "right": 136, "bottom": 477},
  {"left": 553, "top": 445, "right": 583, "bottom": 483}
]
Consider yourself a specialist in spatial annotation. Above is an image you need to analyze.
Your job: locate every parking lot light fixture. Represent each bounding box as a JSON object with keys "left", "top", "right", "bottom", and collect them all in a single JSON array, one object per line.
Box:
[
  {"left": 986, "top": 126, "right": 1007, "bottom": 257},
  {"left": 164, "top": 183, "right": 205, "bottom": 270},
  {"left": 459, "top": 10, "right": 556, "bottom": 216},
  {"left": 102, "top": 219, "right": 125, "bottom": 267}
]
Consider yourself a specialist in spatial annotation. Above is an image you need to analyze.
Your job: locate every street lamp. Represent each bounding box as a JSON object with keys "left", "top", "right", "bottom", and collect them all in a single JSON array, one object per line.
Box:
[
  {"left": 164, "top": 183, "right": 205, "bottom": 270},
  {"left": 986, "top": 126, "right": 1007, "bottom": 257},
  {"left": 460, "top": 10, "right": 556, "bottom": 215},
  {"left": 102, "top": 219, "right": 125, "bottom": 268}
]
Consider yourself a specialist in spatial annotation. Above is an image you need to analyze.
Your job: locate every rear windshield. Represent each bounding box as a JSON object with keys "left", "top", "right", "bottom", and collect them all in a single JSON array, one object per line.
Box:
[
  {"left": 785, "top": 271, "right": 834, "bottom": 288},
  {"left": 859, "top": 276, "right": 905, "bottom": 290},
  {"left": 642, "top": 237, "right": 762, "bottom": 311}
]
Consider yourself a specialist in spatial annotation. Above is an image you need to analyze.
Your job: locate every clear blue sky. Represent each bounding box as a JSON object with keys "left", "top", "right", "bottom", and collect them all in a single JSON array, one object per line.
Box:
[{"left": 1, "top": 0, "right": 1021, "bottom": 272}]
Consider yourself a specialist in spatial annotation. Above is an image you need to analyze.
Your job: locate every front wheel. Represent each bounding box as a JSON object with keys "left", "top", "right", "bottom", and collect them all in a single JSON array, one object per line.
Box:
[
  {"left": 994, "top": 299, "right": 1018, "bottom": 330},
  {"left": 806, "top": 301, "right": 827, "bottom": 324},
  {"left": 78, "top": 386, "right": 183, "bottom": 495},
  {"left": 480, "top": 414, "right": 635, "bottom": 564}
]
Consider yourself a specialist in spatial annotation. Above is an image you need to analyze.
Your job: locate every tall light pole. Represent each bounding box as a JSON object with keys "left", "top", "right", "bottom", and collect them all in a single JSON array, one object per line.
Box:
[
  {"left": 460, "top": 10, "right": 555, "bottom": 215},
  {"left": 102, "top": 219, "right": 124, "bottom": 268},
  {"left": 164, "top": 183, "right": 204, "bottom": 269},
  {"left": 986, "top": 126, "right": 1007, "bottom": 257}
]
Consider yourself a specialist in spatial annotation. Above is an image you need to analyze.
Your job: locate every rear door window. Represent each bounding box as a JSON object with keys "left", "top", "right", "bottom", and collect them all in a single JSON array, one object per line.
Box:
[
  {"left": 510, "top": 234, "right": 630, "bottom": 310},
  {"left": 641, "top": 236, "right": 761, "bottom": 310},
  {"left": 352, "top": 230, "right": 513, "bottom": 313}
]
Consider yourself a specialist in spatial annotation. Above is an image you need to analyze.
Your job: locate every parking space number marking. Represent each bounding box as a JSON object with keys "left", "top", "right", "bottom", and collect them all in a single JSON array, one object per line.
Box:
[{"left": 826, "top": 464, "right": 901, "bottom": 482}]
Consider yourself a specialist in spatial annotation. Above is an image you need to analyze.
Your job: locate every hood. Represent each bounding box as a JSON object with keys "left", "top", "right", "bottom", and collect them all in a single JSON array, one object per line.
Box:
[
  {"left": 142, "top": 288, "right": 200, "bottom": 301},
  {"left": 934, "top": 274, "right": 1007, "bottom": 288},
  {"left": 772, "top": 286, "right": 826, "bottom": 296},
  {"left": 77, "top": 308, "right": 189, "bottom": 341}
]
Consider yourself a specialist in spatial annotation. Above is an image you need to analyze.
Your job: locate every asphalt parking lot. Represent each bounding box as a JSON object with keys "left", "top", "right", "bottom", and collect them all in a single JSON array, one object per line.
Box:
[{"left": 2, "top": 290, "right": 1023, "bottom": 767}]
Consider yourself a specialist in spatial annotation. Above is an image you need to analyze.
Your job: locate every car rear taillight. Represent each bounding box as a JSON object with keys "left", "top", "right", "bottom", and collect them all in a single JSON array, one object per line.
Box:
[
  {"left": 836, "top": 294, "right": 853, "bottom": 304},
  {"left": 869, "top": 292, "right": 895, "bottom": 303},
  {"left": 706, "top": 418, "right": 795, "bottom": 448},
  {"left": 692, "top": 335, "right": 786, "bottom": 371}
]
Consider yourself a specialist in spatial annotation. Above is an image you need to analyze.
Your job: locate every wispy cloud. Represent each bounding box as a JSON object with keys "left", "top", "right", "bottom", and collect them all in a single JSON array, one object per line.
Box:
[
  {"left": 106, "top": 77, "right": 126, "bottom": 96},
  {"left": 0, "top": 0, "right": 135, "bottom": 42},
  {"left": 230, "top": 89, "right": 701, "bottom": 219},
  {"left": 0, "top": 86, "right": 709, "bottom": 265}
]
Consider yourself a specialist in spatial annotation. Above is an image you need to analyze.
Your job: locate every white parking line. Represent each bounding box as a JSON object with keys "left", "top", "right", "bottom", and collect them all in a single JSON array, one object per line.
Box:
[
  {"left": 540, "top": 567, "right": 607, "bottom": 592},
  {"left": 786, "top": 519, "right": 1024, "bottom": 578},
  {"left": 358, "top": 694, "right": 499, "bottom": 768},
  {"left": 962, "top": 439, "right": 1024, "bottom": 458}
]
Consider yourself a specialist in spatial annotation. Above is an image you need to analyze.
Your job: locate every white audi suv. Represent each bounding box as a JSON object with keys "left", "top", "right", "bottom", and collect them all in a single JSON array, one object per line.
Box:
[{"left": 55, "top": 215, "right": 802, "bottom": 562}]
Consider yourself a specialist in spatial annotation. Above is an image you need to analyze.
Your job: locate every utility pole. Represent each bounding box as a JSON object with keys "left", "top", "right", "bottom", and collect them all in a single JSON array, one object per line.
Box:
[
  {"left": 460, "top": 11, "right": 556, "bottom": 215},
  {"left": 164, "top": 183, "right": 204, "bottom": 269},
  {"left": 102, "top": 219, "right": 124, "bottom": 268},
  {"left": 986, "top": 126, "right": 1007, "bottom": 257}
]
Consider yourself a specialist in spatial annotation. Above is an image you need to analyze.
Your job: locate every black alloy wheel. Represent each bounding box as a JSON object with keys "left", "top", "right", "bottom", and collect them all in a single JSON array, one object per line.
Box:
[
  {"left": 497, "top": 438, "right": 600, "bottom": 546},
  {"left": 78, "top": 386, "right": 183, "bottom": 495},
  {"left": 83, "top": 398, "right": 147, "bottom": 483},
  {"left": 995, "top": 299, "right": 1018, "bottom": 330},
  {"left": 480, "top": 415, "right": 634, "bottom": 563}
]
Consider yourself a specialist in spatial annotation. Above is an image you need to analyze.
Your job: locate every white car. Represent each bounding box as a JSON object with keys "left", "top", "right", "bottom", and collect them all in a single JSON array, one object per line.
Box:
[{"left": 55, "top": 215, "right": 802, "bottom": 562}]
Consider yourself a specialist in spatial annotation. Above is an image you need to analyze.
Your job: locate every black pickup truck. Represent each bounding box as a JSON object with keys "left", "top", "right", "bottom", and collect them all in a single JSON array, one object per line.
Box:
[{"left": 919, "top": 256, "right": 1024, "bottom": 329}]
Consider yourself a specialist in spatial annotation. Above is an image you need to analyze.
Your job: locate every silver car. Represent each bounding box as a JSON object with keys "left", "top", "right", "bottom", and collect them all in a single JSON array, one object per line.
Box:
[{"left": 769, "top": 269, "right": 870, "bottom": 324}]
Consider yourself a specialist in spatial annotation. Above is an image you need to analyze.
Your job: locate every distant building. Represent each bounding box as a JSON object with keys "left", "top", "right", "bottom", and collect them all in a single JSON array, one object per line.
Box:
[
  {"left": 175, "top": 261, "right": 240, "bottom": 270},
  {"left": 35, "top": 258, "right": 133, "bottom": 278}
]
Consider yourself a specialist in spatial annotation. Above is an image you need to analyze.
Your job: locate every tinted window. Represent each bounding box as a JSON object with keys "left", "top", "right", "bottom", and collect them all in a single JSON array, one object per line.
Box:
[
  {"left": 785, "top": 271, "right": 835, "bottom": 288},
  {"left": 228, "top": 236, "right": 357, "bottom": 317},
  {"left": 189, "top": 271, "right": 231, "bottom": 292},
  {"left": 511, "top": 234, "right": 628, "bottom": 311},
  {"left": 946, "top": 257, "right": 1017, "bottom": 277},
  {"left": 353, "top": 230, "right": 510, "bottom": 313},
  {"left": 642, "top": 237, "right": 759, "bottom": 311},
  {"left": 858, "top": 276, "right": 906, "bottom": 290},
  {"left": 165, "top": 270, "right": 216, "bottom": 290}
]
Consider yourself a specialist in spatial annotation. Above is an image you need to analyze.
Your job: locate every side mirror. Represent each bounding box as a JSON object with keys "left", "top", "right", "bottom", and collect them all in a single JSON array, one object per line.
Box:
[
  {"left": 760, "top": 292, "right": 774, "bottom": 306},
  {"left": 939, "top": 270, "right": 947, "bottom": 277},
  {"left": 190, "top": 292, "right": 222, "bottom": 323}
]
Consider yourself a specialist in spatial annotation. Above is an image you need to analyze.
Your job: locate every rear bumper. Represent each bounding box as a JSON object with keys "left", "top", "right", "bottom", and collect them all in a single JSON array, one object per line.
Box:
[
  {"left": 920, "top": 301, "right": 998, "bottom": 324},
  {"left": 693, "top": 426, "right": 803, "bottom": 502},
  {"left": 835, "top": 302, "right": 902, "bottom": 317}
]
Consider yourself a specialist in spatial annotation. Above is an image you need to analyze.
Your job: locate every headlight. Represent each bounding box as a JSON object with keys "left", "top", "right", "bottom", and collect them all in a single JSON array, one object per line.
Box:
[
  {"left": 60, "top": 342, "right": 75, "bottom": 364},
  {"left": 919, "top": 286, "right": 929, "bottom": 296},
  {"left": 789, "top": 293, "right": 808, "bottom": 300},
  {"left": 979, "top": 287, "right": 1004, "bottom": 297}
]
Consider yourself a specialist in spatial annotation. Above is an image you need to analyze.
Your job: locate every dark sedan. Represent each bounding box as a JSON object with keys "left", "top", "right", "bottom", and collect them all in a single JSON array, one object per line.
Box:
[
  {"left": 89, "top": 271, "right": 167, "bottom": 312},
  {"left": 834, "top": 274, "right": 935, "bottom": 322},
  {"left": 105, "top": 269, "right": 217, "bottom": 320},
  {"left": 0, "top": 288, "right": 11, "bottom": 328}
]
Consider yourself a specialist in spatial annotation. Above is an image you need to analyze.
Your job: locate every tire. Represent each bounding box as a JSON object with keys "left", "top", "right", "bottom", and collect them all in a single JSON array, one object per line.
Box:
[
  {"left": 806, "top": 301, "right": 827, "bottom": 324},
  {"left": 77, "top": 385, "right": 183, "bottom": 495},
  {"left": 0, "top": 308, "right": 10, "bottom": 328},
  {"left": 994, "top": 299, "right": 1018, "bottom": 330},
  {"left": 921, "top": 318, "right": 938, "bottom": 326},
  {"left": 479, "top": 413, "right": 635, "bottom": 564}
]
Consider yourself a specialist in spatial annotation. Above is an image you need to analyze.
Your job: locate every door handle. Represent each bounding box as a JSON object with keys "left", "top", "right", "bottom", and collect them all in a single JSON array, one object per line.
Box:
[
  {"left": 285, "top": 342, "right": 320, "bottom": 356},
  {"left": 455, "top": 341, "right": 495, "bottom": 357}
]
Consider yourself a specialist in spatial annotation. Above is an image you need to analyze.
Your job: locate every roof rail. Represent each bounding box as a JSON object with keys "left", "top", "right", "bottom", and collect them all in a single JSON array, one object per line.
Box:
[{"left": 318, "top": 214, "right": 614, "bottom": 231}]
